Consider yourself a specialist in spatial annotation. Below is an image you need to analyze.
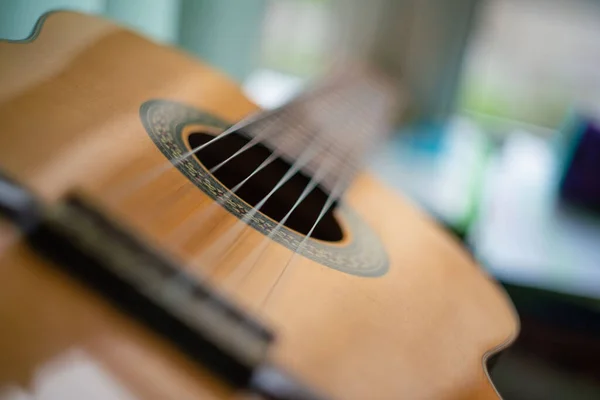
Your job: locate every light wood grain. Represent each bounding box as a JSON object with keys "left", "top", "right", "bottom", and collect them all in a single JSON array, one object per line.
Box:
[{"left": 0, "top": 12, "right": 518, "bottom": 399}]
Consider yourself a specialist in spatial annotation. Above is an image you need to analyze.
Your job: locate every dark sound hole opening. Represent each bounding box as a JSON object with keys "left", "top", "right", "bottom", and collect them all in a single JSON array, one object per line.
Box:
[{"left": 187, "top": 132, "right": 344, "bottom": 242}]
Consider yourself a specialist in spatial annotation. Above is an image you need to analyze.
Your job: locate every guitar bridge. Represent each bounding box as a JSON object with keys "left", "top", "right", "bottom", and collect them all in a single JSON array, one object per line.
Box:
[{"left": 30, "top": 194, "right": 273, "bottom": 386}]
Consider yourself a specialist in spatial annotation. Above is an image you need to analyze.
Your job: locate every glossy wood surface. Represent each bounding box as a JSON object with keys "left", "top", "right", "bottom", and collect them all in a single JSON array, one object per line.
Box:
[{"left": 0, "top": 12, "right": 518, "bottom": 400}]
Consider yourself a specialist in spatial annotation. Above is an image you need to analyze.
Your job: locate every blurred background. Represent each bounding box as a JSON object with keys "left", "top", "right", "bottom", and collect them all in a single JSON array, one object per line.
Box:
[{"left": 1, "top": 0, "right": 600, "bottom": 398}]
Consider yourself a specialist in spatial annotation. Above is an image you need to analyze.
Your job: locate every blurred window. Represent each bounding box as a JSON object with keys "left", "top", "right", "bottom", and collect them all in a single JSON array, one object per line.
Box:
[
  {"left": 258, "top": 0, "right": 334, "bottom": 77},
  {"left": 460, "top": 0, "right": 600, "bottom": 129}
]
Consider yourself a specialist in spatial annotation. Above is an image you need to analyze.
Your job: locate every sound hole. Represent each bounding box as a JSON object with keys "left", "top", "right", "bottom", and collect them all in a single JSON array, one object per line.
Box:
[{"left": 188, "top": 132, "right": 344, "bottom": 242}]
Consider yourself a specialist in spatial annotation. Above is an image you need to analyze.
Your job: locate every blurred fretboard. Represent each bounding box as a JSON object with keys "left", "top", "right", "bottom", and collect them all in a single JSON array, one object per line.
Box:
[{"left": 239, "top": 66, "right": 397, "bottom": 196}]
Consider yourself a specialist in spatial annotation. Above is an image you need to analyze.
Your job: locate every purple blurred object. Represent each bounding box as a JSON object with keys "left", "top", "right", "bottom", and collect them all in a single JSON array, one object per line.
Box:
[{"left": 560, "top": 119, "right": 600, "bottom": 211}]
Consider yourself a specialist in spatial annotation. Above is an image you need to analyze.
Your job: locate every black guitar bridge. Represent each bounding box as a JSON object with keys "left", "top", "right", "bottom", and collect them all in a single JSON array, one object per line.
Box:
[{"left": 29, "top": 194, "right": 273, "bottom": 386}]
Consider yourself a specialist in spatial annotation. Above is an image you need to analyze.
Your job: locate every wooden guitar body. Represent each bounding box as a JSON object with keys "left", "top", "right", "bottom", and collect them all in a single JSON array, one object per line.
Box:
[{"left": 0, "top": 12, "right": 518, "bottom": 400}]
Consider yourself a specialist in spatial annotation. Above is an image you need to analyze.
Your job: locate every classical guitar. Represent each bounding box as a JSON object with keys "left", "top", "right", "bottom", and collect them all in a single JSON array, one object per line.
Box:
[{"left": 0, "top": 11, "right": 518, "bottom": 400}]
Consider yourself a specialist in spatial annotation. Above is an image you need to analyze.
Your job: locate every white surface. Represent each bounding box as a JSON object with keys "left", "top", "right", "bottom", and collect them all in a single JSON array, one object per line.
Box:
[
  {"left": 472, "top": 132, "right": 600, "bottom": 299},
  {"left": 0, "top": 349, "right": 137, "bottom": 400}
]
